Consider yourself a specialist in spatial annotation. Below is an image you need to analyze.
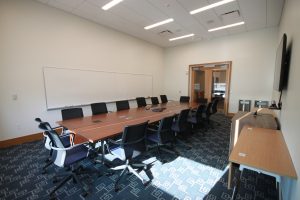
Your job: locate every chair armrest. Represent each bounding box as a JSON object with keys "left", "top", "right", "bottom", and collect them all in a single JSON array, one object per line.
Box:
[
  {"left": 49, "top": 142, "right": 87, "bottom": 151},
  {"left": 107, "top": 138, "right": 122, "bottom": 145},
  {"left": 147, "top": 127, "right": 158, "bottom": 132}
]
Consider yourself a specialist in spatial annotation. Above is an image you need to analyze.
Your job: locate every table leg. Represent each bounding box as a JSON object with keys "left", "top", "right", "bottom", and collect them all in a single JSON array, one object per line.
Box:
[
  {"left": 228, "top": 162, "right": 234, "bottom": 189},
  {"left": 101, "top": 140, "right": 105, "bottom": 164}
]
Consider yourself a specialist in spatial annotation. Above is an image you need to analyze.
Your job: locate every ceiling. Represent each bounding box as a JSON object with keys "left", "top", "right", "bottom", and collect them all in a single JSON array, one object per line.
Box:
[{"left": 36, "top": 0, "right": 285, "bottom": 47}]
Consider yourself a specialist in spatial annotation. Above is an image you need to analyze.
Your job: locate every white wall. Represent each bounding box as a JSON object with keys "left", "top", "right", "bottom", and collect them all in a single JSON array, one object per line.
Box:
[
  {"left": 275, "top": 0, "right": 300, "bottom": 199},
  {"left": 163, "top": 28, "right": 278, "bottom": 113},
  {"left": 0, "top": 0, "right": 164, "bottom": 141}
]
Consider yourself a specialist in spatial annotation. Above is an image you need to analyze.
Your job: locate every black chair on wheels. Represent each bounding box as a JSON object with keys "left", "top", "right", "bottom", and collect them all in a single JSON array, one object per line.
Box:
[
  {"left": 146, "top": 115, "right": 178, "bottom": 156},
  {"left": 160, "top": 95, "right": 168, "bottom": 103},
  {"left": 211, "top": 98, "right": 219, "bottom": 115},
  {"left": 203, "top": 102, "right": 213, "bottom": 128},
  {"left": 37, "top": 121, "right": 94, "bottom": 199},
  {"left": 35, "top": 118, "right": 72, "bottom": 174},
  {"left": 61, "top": 108, "right": 83, "bottom": 120},
  {"left": 106, "top": 121, "right": 150, "bottom": 191},
  {"left": 187, "top": 104, "right": 206, "bottom": 130},
  {"left": 172, "top": 109, "right": 190, "bottom": 139},
  {"left": 91, "top": 102, "right": 108, "bottom": 115},
  {"left": 151, "top": 97, "right": 159, "bottom": 105},
  {"left": 136, "top": 97, "right": 147, "bottom": 107},
  {"left": 116, "top": 100, "right": 130, "bottom": 111},
  {"left": 180, "top": 96, "right": 190, "bottom": 103}
]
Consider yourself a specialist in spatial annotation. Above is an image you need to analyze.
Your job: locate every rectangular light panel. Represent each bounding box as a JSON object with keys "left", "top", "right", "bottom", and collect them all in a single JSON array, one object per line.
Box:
[
  {"left": 144, "top": 18, "right": 174, "bottom": 30},
  {"left": 208, "top": 21, "right": 245, "bottom": 32},
  {"left": 169, "top": 34, "right": 195, "bottom": 41},
  {"left": 102, "top": 0, "right": 123, "bottom": 10},
  {"left": 190, "top": 0, "right": 235, "bottom": 15}
]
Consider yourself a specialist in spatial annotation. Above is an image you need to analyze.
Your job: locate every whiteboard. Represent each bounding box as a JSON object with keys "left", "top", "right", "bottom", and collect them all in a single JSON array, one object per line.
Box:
[{"left": 43, "top": 67, "right": 153, "bottom": 109}]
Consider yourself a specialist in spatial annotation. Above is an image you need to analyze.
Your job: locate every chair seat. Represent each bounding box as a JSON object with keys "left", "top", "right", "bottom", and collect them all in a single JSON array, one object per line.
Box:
[
  {"left": 64, "top": 145, "right": 89, "bottom": 166},
  {"left": 110, "top": 146, "right": 142, "bottom": 161},
  {"left": 147, "top": 133, "right": 159, "bottom": 143}
]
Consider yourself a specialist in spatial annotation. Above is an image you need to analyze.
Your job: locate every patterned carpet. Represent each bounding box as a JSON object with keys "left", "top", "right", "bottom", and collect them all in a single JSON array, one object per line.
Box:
[{"left": 0, "top": 114, "right": 277, "bottom": 200}]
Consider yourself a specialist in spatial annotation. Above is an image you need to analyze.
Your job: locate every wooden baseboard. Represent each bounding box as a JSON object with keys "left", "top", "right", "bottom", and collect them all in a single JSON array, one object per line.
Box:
[{"left": 0, "top": 132, "right": 43, "bottom": 149}]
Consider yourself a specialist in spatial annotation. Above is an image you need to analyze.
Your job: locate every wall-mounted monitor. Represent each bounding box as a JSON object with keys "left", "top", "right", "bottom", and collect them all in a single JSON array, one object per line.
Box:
[{"left": 273, "top": 33, "right": 287, "bottom": 91}]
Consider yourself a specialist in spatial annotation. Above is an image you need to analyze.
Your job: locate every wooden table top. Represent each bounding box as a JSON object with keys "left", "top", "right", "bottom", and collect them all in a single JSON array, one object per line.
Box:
[
  {"left": 229, "top": 125, "right": 297, "bottom": 179},
  {"left": 57, "top": 101, "right": 198, "bottom": 143}
]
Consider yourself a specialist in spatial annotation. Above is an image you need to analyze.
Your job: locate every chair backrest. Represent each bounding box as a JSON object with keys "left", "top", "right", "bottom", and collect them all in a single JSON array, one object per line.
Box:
[
  {"left": 91, "top": 102, "right": 108, "bottom": 115},
  {"left": 157, "top": 115, "right": 175, "bottom": 144},
  {"left": 211, "top": 99, "right": 219, "bottom": 114},
  {"left": 205, "top": 102, "right": 213, "bottom": 117},
  {"left": 116, "top": 100, "right": 130, "bottom": 111},
  {"left": 176, "top": 109, "right": 190, "bottom": 129},
  {"left": 121, "top": 121, "right": 148, "bottom": 159},
  {"left": 198, "top": 98, "right": 208, "bottom": 104},
  {"left": 151, "top": 97, "right": 159, "bottom": 105},
  {"left": 195, "top": 104, "right": 206, "bottom": 119},
  {"left": 180, "top": 96, "right": 190, "bottom": 103},
  {"left": 136, "top": 97, "right": 147, "bottom": 107},
  {"left": 160, "top": 95, "right": 168, "bottom": 103},
  {"left": 61, "top": 108, "right": 83, "bottom": 120}
]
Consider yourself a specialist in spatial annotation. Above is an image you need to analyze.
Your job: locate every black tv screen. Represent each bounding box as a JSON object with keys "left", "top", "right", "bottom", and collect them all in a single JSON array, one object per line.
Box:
[{"left": 273, "top": 33, "right": 287, "bottom": 91}]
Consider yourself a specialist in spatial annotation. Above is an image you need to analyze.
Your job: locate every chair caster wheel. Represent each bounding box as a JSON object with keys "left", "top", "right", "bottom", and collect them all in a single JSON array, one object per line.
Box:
[
  {"left": 115, "top": 187, "right": 120, "bottom": 192},
  {"left": 53, "top": 178, "right": 58, "bottom": 183},
  {"left": 143, "top": 180, "right": 150, "bottom": 186},
  {"left": 50, "top": 194, "right": 57, "bottom": 200},
  {"left": 82, "top": 191, "right": 88, "bottom": 197}
]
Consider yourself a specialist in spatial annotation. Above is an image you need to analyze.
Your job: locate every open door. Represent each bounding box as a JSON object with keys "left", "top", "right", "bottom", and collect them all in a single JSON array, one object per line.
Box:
[{"left": 189, "top": 61, "right": 232, "bottom": 115}]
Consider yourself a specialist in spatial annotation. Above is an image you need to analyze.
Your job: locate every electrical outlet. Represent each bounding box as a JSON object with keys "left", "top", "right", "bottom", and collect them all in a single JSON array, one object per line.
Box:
[{"left": 12, "top": 94, "right": 18, "bottom": 100}]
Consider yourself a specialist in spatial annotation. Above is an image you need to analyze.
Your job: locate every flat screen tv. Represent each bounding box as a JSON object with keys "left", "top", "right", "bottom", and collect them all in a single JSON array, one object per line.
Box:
[{"left": 273, "top": 33, "right": 287, "bottom": 91}]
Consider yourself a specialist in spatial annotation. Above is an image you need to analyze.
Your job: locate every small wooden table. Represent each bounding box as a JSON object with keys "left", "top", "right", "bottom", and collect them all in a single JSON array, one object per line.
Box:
[{"left": 228, "top": 126, "right": 297, "bottom": 198}]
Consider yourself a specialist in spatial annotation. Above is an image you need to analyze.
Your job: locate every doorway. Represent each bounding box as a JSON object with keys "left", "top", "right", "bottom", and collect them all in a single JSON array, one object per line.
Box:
[{"left": 189, "top": 61, "right": 232, "bottom": 115}]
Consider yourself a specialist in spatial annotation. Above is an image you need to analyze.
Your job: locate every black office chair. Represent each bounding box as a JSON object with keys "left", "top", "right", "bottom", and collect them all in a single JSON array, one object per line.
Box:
[
  {"left": 106, "top": 121, "right": 150, "bottom": 191},
  {"left": 172, "top": 109, "right": 191, "bottom": 141},
  {"left": 147, "top": 115, "right": 178, "bottom": 156},
  {"left": 211, "top": 98, "right": 219, "bottom": 115},
  {"left": 38, "top": 122, "right": 93, "bottom": 198},
  {"left": 187, "top": 104, "right": 206, "bottom": 129},
  {"left": 136, "top": 97, "right": 147, "bottom": 107},
  {"left": 35, "top": 118, "right": 72, "bottom": 174},
  {"left": 116, "top": 100, "right": 130, "bottom": 111},
  {"left": 180, "top": 96, "right": 190, "bottom": 103},
  {"left": 151, "top": 97, "right": 159, "bottom": 105},
  {"left": 61, "top": 108, "right": 83, "bottom": 120},
  {"left": 160, "top": 95, "right": 168, "bottom": 103},
  {"left": 91, "top": 102, "right": 108, "bottom": 115},
  {"left": 203, "top": 102, "right": 213, "bottom": 128}
]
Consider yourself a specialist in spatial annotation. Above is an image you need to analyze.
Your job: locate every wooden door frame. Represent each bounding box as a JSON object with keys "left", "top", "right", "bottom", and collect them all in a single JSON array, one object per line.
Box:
[{"left": 188, "top": 61, "right": 232, "bottom": 116}]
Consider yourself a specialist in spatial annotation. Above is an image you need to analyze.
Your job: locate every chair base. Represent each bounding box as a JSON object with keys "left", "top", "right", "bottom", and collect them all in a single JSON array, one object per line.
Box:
[
  {"left": 111, "top": 160, "right": 150, "bottom": 192},
  {"left": 49, "top": 164, "right": 101, "bottom": 198}
]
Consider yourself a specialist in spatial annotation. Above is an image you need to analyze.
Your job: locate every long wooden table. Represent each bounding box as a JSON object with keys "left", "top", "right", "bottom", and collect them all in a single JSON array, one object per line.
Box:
[
  {"left": 228, "top": 125, "right": 297, "bottom": 199},
  {"left": 57, "top": 101, "right": 198, "bottom": 143}
]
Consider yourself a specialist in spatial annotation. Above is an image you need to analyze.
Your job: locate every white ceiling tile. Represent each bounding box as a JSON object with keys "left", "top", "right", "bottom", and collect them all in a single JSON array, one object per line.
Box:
[
  {"left": 267, "top": 0, "right": 284, "bottom": 27},
  {"left": 227, "top": 24, "right": 247, "bottom": 34},
  {"left": 177, "top": 0, "right": 208, "bottom": 12},
  {"left": 72, "top": 1, "right": 102, "bottom": 19},
  {"left": 238, "top": 0, "right": 267, "bottom": 31},
  {"left": 36, "top": 0, "right": 49, "bottom": 3},
  {"left": 35, "top": 0, "right": 284, "bottom": 47}
]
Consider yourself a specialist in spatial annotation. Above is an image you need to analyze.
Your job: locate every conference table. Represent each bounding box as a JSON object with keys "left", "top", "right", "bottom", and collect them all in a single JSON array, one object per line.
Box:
[{"left": 57, "top": 101, "right": 198, "bottom": 162}]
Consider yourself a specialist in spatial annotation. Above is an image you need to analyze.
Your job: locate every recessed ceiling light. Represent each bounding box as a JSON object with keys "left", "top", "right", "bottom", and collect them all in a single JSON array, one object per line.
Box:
[
  {"left": 169, "top": 34, "right": 195, "bottom": 41},
  {"left": 144, "top": 18, "right": 174, "bottom": 30},
  {"left": 102, "top": 0, "right": 123, "bottom": 11},
  {"left": 190, "top": 0, "right": 235, "bottom": 15},
  {"left": 208, "top": 21, "right": 245, "bottom": 32}
]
